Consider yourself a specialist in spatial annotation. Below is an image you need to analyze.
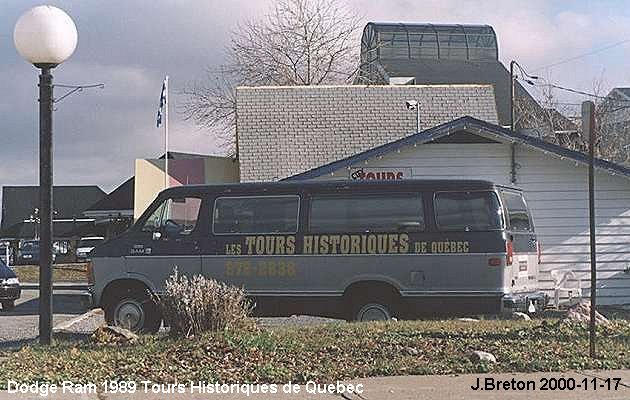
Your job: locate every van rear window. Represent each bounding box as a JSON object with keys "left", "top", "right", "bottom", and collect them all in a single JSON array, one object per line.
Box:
[
  {"left": 435, "top": 191, "right": 502, "bottom": 231},
  {"left": 501, "top": 191, "right": 532, "bottom": 231},
  {"left": 213, "top": 196, "right": 299, "bottom": 235},
  {"left": 309, "top": 194, "right": 424, "bottom": 233}
]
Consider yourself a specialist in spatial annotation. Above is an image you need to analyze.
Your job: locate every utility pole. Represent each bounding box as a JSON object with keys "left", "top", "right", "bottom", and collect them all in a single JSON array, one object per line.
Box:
[{"left": 582, "top": 101, "right": 597, "bottom": 359}]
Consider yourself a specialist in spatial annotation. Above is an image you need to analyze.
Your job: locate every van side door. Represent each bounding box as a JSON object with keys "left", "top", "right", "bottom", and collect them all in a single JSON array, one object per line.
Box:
[
  {"left": 201, "top": 195, "right": 301, "bottom": 293},
  {"left": 124, "top": 195, "right": 204, "bottom": 292}
]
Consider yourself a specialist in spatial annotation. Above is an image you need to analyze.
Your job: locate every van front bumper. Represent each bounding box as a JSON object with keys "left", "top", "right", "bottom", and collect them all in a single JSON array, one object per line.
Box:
[{"left": 503, "top": 291, "right": 549, "bottom": 313}]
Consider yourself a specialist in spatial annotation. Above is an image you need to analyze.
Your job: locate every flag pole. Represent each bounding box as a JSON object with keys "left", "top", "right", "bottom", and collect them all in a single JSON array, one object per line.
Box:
[{"left": 164, "top": 75, "right": 169, "bottom": 189}]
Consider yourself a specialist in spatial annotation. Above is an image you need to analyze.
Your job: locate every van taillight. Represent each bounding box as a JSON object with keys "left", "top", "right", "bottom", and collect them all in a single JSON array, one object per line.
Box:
[
  {"left": 537, "top": 241, "right": 542, "bottom": 264},
  {"left": 86, "top": 261, "right": 95, "bottom": 285},
  {"left": 506, "top": 241, "right": 514, "bottom": 265}
]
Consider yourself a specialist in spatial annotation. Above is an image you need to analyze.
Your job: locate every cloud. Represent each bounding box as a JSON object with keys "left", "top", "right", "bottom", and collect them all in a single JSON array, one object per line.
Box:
[{"left": 1, "top": 0, "right": 629, "bottom": 205}]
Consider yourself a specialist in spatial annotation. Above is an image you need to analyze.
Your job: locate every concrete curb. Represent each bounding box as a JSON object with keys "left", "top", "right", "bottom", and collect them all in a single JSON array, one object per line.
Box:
[{"left": 52, "top": 308, "right": 103, "bottom": 333}]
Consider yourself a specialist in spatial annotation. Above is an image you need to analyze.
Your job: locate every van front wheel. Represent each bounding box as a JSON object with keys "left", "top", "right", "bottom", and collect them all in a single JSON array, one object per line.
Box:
[{"left": 106, "top": 295, "right": 161, "bottom": 334}]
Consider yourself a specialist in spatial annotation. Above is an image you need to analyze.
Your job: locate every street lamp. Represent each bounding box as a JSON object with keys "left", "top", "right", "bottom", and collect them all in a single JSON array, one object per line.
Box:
[
  {"left": 14, "top": 5, "right": 77, "bottom": 345},
  {"left": 509, "top": 60, "right": 538, "bottom": 132}
]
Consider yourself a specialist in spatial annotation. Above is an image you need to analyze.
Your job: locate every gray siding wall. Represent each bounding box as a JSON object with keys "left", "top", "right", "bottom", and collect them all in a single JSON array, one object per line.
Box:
[
  {"left": 315, "top": 142, "right": 630, "bottom": 305},
  {"left": 236, "top": 85, "right": 498, "bottom": 182}
]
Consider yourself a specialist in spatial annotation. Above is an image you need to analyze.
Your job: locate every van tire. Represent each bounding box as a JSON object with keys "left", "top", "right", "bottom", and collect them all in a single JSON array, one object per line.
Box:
[
  {"left": 105, "top": 294, "right": 161, "bottom": 334},
  {"left": 353, "top": 302, "right": 393, "bottom": 322},
  {"left": 344, "top": 282, "right": 400, "bottom": 322},
  {"left": 1, "top": 301, "right": 15, "bottom": 311}
]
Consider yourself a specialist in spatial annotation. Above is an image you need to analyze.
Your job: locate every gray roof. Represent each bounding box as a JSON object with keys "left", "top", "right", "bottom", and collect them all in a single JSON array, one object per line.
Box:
[
  {"left": 158, "top": 151, "right": 212, "bottom": 160},
  {"left": 1, "top": 186, "right": 106, "bottom": 231},
  {"left": 613, "top": 88, "right": 630, "bottom": 99},
  {"left": 286, "top": 116, "right": 630, "bottom": 181},
  {"left": 361, "top": 23, "right": 498, "bottom": 63},
  {"left": 84, "top": 177, "right": 134, "bottom": 214},
  {"left": 236, "top": 84, "right": 498, "bottom": 182}
]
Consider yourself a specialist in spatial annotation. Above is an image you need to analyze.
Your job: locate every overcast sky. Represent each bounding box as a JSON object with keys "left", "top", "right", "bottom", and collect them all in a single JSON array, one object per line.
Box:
[{"left": 1, "top": 0, "right": 629, "bottom": 196}]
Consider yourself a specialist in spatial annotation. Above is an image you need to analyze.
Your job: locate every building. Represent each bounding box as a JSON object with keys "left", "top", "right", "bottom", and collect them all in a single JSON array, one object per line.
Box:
[
  {"left": 237, "top": 84, "right": 498, "bottom": 182},
  {"left": 83, "top": 177, "right": 135, "bottom": 239},
  {"left": 356, "top": 22, "right": 535, "bottom": 127},
  {"left": 134, "top": 152, "right": 239, "bottom": 219},
  {"left": 283, "top": 116, "right": 630, "bottom": 305},
  {"left": 0, "top": 185, "right": 106, "bottom": 260}
]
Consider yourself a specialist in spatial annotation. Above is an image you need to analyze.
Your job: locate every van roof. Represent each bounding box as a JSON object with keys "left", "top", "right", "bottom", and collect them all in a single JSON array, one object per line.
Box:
[{"left": 158, "top": 179, "right": 519, "bottom": 198}]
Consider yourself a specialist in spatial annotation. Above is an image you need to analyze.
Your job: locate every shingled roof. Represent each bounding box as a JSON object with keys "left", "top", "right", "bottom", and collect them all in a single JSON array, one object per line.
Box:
[
  {"left": 236, "top": 84, "right": 498, "bottom": 182},
  {"left": 285, "top": 116, "right": 630, "bottom": 181}
]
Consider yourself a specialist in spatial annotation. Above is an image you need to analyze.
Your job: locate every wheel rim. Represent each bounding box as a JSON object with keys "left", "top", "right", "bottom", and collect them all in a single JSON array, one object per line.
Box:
[
  {"left": 114, "top": 299, "right": 145, "bottom": 331},
  {"left": 358, "top": 303, "right": 391, "bottom": 321}
]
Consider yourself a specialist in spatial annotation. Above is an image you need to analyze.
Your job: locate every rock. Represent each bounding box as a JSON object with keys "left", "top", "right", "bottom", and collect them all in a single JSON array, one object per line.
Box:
[
  {"left": 565, "top": 301, "right": 610, "bottom": 326},
  {"left": 92, "top": 325, "right": 139, "bottom": 344},
  {"left": 470, "top": 350, "right": 497, "bottom": 363},
  {"left": 512, "top": 312, "right": 531, "bottom": 321},
  {"left": 457, "top": 317, "right": 479, "bottom": 322},
  {"left": 403, "top": 346, "right": 419, "bottom": 356}
]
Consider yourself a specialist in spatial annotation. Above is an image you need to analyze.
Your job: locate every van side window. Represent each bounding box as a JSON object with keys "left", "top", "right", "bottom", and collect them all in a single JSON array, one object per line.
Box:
[
  {"left": 435, "top": 191, "right": 502, "bottom": 231},
  {"left": 309, "top": 194, "right": 424, "bottom": 233},
  {"left": 501, "top": 191, "right": 532, "bottom": 231},
  {"left": 142, "top": 197, "right": 202, "bottom": 236},
  {"left": 213, "top": 196, "right": 299, "bottom": 235}
]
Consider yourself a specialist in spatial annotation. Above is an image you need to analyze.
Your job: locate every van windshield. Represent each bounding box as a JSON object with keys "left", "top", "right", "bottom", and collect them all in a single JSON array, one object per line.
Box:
[{"left": 435, "top": 191, "right": 502, "bottom": 231}]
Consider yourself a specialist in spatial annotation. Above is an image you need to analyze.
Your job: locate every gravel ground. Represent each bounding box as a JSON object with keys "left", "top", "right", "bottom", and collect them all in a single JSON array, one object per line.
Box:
[
  {"left": 0, "top": 290, "right": 340, "bottom": 348},
  {"left": 0, "top": 289, "right": 88, "bottom": 349}
]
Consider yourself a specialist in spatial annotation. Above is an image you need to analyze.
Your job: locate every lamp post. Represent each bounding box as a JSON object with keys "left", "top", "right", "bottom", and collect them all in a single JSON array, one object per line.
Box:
[
  {"left": 405, "top": 100, "right": 420, "bottom": 132},
  {"left": 14, "top": 5, "right": 77, "bottom": 345},
  {"left": 509, "top": 60, "right": 538, "bottom": 132}
]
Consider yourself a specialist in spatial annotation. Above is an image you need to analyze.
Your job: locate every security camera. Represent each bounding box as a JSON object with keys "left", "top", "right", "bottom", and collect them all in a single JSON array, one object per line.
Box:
[{"left": 405, "top": 100, "right": 418, "bottom": 110}]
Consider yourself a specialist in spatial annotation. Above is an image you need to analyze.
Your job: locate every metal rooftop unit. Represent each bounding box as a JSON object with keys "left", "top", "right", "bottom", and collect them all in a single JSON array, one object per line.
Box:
[{"left": 360, "top": 22, "right": 498, "bottom": 67}]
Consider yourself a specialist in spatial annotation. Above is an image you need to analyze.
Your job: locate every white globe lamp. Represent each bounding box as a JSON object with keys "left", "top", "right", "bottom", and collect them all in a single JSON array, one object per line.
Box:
[
  {"left": 14, "top": 5, "right": 77, "bottom": 67},
  {"left": 13, "top": 5, "right": 78, "bottom": 346}
]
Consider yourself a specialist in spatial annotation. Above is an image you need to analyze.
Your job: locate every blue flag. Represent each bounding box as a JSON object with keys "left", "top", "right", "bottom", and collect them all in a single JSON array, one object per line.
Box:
[{"left": 156, "top": 78, "right": 167, "bottom": 128}]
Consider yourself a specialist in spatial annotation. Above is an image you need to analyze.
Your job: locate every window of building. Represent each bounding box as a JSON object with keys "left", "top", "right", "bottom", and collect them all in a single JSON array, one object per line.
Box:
[
  {"left": 435, "top": 191, "right": 502, "bottom": 231},
  {"left": 309, "top": 194, "right": 424, "bottom": 233},
  {"left": 501, "top": 191, "right": 532, "bottom": 231},
  {"left": 213, "top": 196, "right": 299, "bottom": 235}
]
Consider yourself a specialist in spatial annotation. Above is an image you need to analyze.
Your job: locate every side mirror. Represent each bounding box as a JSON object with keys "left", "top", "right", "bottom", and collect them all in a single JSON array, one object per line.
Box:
[{"left": 152, "top": 231, "right": 162, "bottom": 241}]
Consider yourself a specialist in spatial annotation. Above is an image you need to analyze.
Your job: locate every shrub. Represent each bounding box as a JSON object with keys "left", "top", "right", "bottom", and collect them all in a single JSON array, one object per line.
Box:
[{"left": 157, "top": 270, "right": 254, "bottom": 337}]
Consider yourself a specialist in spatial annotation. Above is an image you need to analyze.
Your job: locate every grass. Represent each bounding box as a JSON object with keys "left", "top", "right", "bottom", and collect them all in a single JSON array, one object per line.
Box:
[
  {"left": 0, "top": 319, "right": 628, "bottom": 386},
  {"left": 13, "top": 263, "right": 88, "bottom": 283}
]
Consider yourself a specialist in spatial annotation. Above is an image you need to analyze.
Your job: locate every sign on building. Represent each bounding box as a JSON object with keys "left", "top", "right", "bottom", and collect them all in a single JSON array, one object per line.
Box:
[{"left": 349, "top": 167, "right": 411, "bottom": 180}]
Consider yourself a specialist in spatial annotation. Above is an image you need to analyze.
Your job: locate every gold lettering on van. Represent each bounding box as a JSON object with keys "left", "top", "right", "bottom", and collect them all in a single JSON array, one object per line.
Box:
[
  {"left": 238, "top": 233, "right": 425, "bottom": 256},
  {"left": 243, "top": 235, "right": 297, "bottom": 255},
  {"left": 414, "top": 241, "right": 470, "bottom": 254}
]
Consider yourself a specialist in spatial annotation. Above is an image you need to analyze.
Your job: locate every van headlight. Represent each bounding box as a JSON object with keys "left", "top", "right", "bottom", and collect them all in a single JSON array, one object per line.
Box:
[{"left": 3, "top": 278, "right": 19, "bottom": 285}]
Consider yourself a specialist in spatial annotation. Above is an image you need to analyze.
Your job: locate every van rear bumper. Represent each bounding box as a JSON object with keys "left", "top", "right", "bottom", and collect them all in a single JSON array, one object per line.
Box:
[{"left": 503, "top": 291, "right": 549, "bottom": 313}]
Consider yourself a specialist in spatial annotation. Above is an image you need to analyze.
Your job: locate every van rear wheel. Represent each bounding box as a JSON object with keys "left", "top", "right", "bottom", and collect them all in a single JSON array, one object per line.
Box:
[
  {"left": 105, "top": 295, "right": 161, "bottom": 334},
  {"left": 354, "top": 302, "right": 392, "bottom": 321}
]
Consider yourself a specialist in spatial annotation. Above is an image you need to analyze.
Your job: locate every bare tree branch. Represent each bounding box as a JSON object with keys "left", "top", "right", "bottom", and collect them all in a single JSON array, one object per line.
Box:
[
  {"left": 515, "top": 75, "right": 630, "bottom": 167},
  {"left": 180, "top": 0, "right": 362, "bottom": 156}
]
